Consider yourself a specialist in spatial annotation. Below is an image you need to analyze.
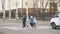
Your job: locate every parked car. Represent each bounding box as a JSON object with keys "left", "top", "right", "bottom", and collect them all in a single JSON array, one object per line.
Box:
[{"left": 50, "top": 12, "right": 60, "bottom": 29}]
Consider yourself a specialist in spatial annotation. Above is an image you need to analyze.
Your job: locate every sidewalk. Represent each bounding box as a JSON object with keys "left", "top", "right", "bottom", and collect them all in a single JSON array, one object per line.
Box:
[
  {"left": 0, "top": 19, "right": 51, "bottom": 30},
  {"left": 37, "top": 21, "right": 50, "bottom": 26},
  {"left": 0, "top": 25, "right": 51, "bottom": 30},
  {"left": 0, "top": 19, "right": 50, "bottom": 26}
]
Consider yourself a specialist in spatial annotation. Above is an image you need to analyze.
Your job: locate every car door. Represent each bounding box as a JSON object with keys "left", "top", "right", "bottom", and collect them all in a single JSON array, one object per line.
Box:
[
  {"left": 58, "top": 18, "right": 60, "bottom": 26},
  {"left": 59, "top": 13, "right": 60, "bottom": 25}
]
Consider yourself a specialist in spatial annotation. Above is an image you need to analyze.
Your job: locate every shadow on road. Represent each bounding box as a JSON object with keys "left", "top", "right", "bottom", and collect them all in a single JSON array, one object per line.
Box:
[
  {"left": 0, "top": 32, "right": 5, "bottom": 34},
  {"left": 56, "top": 28, "right": 60, "bottom": 30},
  {"left": 53, "top": 27, "right": 60, "bottom": 30}
]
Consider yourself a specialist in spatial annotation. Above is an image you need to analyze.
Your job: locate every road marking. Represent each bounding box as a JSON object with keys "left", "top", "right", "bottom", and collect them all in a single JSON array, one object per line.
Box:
[
  {"left": 0, "top": 26, "right": 51, "bottom": 30},
  {"left": 4, "top": 27, "right": 27, "bottom": 30},
  {"left": 36, "top": 26, "right": 51, "bottom": 29}
]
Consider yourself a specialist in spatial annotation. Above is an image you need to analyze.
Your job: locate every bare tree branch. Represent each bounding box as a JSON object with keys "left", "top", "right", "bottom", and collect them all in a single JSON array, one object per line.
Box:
[
  {"left": 45, "top": 0, "right": 49, "bottom": 8},
  {"left": 42, "top": 0, "right": 44, "bottom": 8}
]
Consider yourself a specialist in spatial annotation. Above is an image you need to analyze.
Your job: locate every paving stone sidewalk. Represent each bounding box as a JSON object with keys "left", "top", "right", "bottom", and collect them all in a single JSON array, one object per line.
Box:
[{"left": 0, "top": 19, "right": 50, "bottom": 26}]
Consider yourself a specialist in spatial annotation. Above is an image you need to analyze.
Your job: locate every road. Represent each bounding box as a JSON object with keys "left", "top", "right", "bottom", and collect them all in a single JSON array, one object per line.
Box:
[
  {"left": 0, "top": 19, "right": 60, "bottom": 34},
  {"left": 0, "top": 25, "right": 60, "bottom": 34},
  {"left": 0, "top": 27, "right": 60, "bottom": 34}
]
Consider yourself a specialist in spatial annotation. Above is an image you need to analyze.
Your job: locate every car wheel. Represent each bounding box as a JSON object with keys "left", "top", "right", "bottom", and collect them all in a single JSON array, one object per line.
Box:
[{"left": 51, "top": 23, "right": 56, "bottom": 29}]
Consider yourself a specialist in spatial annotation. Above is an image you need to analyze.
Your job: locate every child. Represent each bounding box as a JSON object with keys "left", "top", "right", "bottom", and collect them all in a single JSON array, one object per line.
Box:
[
  {"left": 30, "top": 16, "right": 34, "bottom": 28},
  {"left": 34, "top": 17, "right": 37, "bottom": 28}
]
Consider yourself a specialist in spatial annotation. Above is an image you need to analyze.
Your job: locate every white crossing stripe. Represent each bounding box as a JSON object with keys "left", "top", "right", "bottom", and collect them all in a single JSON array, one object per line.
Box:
[
  {"left": 3, "top": 27, "right": 27, "bottom": 30},
  {"left": 0, "top": 26, "right": 51, "bottom": 30},
  {"left": 36, "top": 26, "right": 51, "bottom": 29}
]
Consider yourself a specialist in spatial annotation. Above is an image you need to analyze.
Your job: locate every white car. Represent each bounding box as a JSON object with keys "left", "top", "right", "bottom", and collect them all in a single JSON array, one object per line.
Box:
[{"left": 50, "top": 12, "right": 60, "bottom": 29}]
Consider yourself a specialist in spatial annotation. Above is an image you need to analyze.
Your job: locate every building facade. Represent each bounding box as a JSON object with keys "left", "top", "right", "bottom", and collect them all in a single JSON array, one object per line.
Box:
[{"left": 0, "top": 0, "right": 59, "bottom": 20}]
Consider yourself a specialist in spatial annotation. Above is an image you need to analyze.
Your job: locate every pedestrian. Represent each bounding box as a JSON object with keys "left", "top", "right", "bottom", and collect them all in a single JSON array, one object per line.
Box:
[
  {"left": 30, "top": 16, "right": 34, "bottom": 28},
  {"left": 22, "top": 15, "right": 27, "bottom": 28},
  {"left": 34, "top": 17, "right": 37, "bottom": 28}
]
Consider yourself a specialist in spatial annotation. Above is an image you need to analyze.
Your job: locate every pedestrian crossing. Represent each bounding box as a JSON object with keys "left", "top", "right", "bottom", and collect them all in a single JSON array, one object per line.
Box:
[{"left": 0, "top": 26, "right": 51, "bottom": 30}]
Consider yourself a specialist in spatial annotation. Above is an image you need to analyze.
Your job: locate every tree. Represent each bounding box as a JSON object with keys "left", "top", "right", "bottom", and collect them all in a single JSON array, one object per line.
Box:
[
  {"left": 8, "top": 0, "right": 11, "bottom": 19},
  {"left": 41, "top": 0, "right": 49, "bottom": 20},
  {"left": 1, "top": 0, "right": 5, "bottom": 19},
  {"left": 32, "top": 0, "right": 49, "bottom": 20}
]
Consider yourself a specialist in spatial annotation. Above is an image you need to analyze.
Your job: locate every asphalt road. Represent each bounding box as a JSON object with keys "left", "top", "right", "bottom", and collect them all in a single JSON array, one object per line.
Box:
[
  {"left": 0, "top": 27, "right": 60, "bottom": 34},
  {"left": 0, "top": 19, "right": 60, "bottom": 34}
]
